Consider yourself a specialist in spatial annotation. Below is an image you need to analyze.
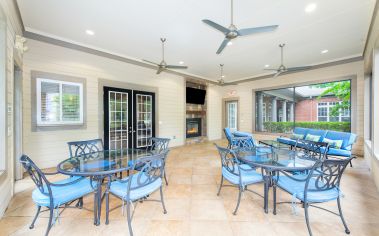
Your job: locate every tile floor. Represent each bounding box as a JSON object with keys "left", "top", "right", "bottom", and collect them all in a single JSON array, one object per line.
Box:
[{"left": 1, "top": 140, "right": 379, "bottom": 236}]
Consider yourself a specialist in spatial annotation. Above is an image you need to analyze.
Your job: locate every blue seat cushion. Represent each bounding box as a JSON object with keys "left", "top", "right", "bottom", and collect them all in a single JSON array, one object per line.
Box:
[
  {"left": 110, "top": 173, "right": 162, "bottom": 201},
  {"left": 32, "top": 177, "right": 94, "bottom": 207},
  {"left": 323, "top": 131, "right": 356, "bottom": 151},
  {"left": 222, "top": 164, "right": 263, "bottom": 186},
  {"left": 293, "top": 127, "right": 309, "bottom": 139},
  {"left": 320, "top": 147, "right": 352, "bottom": 157},
  {"left": 277, "top": 176, "right": 340, "bottom": 202},
  {"left": 277, "top": 137, "right": 296, "bottom": 146}
]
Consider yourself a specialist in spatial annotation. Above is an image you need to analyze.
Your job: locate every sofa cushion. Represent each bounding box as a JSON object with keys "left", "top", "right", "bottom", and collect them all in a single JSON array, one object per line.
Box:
[
  {"left": 277, "top": 137, "right": 297, "bottom": 146},
  {"left": 293, "top": 127, "right": 309, "bottom": 139},
  {"left": 323, "top": 138, "right": 343, "bottom": 149},
  {"left": 290, "top": 133, "right": 304, "bottom": 140},
  {"left": 324, "top": 131, "right": 356, "bottom": 150},
  {"left": 320, "top": 147, "right": 352, "bottom": 157},
  {"left": 306, "top": 129, "right": 328, "bottom": 141}
]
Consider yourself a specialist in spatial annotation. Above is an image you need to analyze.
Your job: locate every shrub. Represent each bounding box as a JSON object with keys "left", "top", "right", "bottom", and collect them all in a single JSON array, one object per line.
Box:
[{"left": 263, "top": 121, "right": 351, "bottom": 133}]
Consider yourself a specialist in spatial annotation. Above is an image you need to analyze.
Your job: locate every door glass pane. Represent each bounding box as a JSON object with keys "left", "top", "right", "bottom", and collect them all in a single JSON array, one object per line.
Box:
[
  {"left": 108, "top": 91, "right": 128, "bottom": 150},
  {"left": 136, "top": 94, "right": 153, "bottom": 148},
  {"left": 226, "top": 102, "right": 238, "bottom": 131}
]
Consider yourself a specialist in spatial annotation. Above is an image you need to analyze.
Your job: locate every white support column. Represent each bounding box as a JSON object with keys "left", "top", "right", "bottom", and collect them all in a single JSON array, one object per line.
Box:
[
  {"left": 271, "top": 97, "right": 277, "bottom": 122},
  {"left": 282, "top": 100, "right": 287, "bottom": 122},
  {"left": 257, "top": 93, "right": 264, "bottom": 131},
  {"left": 289, "top": 102, "right": 294, "bottom": 122}
]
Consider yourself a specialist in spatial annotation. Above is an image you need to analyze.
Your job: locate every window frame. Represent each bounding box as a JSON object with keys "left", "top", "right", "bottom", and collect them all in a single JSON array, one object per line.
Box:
[{"left": 36, "top": 78, "right": 84, "bottom": 126}]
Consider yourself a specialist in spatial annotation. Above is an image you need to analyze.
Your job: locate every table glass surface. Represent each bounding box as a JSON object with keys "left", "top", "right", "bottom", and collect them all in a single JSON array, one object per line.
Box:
[
  {"left": 57, "top": 149, "right": 158, "bottom": 176},
  {"left": 259, "top": 140, "right": 292, "bottom": 149},
  {"left": 237, "top": 148, "right": 317, "bottom": 171}
]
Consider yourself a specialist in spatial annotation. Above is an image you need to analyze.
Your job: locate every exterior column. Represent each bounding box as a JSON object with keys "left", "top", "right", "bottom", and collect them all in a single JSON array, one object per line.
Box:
[
  {"left": 257, "top": 93, "right": 264, "bottom": 131},
  {"left": 282, "top": 100, "right": 287, "bottom": 122},
  {"left": 271, "top": 97, "right": 277, "bottom": 122},
  {"left": 289, "top": 102, "right": 294, "bottom": 122}
]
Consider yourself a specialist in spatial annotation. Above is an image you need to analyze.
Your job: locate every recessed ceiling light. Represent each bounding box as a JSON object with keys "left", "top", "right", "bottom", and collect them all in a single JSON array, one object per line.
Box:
[
  {"left": 85, "top": 30, "right": 95, "bottom": 35},
  {"left": 221, "top": 75, "right": 225, "bottom": 78},
  {"left": 321, "top": 49, "right": 329, "bottom": 54},
  {"left": 179, "top": 61, "right": 184, "bottom": 65},
  {"left": 227, "top": 41, "right": 233, "bottom": 46},
  {"left": 264, "top": 64, "right": 270, "bottom": 68},
  {"left": 305, "top": 3, "right": 317, "bottom": 13}
]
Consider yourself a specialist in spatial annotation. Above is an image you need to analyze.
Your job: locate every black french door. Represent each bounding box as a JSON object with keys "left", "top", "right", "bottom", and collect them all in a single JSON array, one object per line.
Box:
[{"left": 103, "top": 87, "right": 155, "bottom": 150}]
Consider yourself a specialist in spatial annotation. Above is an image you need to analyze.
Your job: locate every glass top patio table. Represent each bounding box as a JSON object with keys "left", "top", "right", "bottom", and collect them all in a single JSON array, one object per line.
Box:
[
  {"left": 57, "top": 149, "right": 158, "bottom": 177},
  {"left": 237, "top": 148, "right": 316, "bottom": 171},
  {"left": 259, "top": 140, "right": 292, "bottom": 149}
]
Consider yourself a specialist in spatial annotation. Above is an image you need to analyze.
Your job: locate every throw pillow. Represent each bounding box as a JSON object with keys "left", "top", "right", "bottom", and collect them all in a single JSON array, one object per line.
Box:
[
  {"left": 290, "top": 133, "right": 304, "bottom": 140},
  {"left": 305, "top": 134, "right": 321, "bottom": 142},
  {"left": 323, "top": 138, "right": 343, "bottom": 149}
]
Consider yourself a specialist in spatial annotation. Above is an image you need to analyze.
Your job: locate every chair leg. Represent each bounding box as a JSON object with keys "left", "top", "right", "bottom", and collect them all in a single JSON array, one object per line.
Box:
[
  {"left": 126, "top": 201, "right": 134, "bottom": 236},
  {"left": 337, "top": 197, "right": 350, "bottom": 234},
  {"left": 29, "top": 206, "right": 41, "bottom": 229},
  {"left": 45, "top": 207, "right": 54, "bottom": 236},
  {"left": 349, "top": 160, "right": 353, "bottom": 168},
  {"left": 105, "top": 190, "right": 110, "bottom": 225},
  {"left": 160, "top": 186, "right": 167, "bottom": 214},
  {"left": 217, "top": 176, "right": 224, "bottom": 196},
  {"left": 163, "top": 171, "right": 169, "bottom": 186},
  {"left": 304, "top": 203, "right": 313, "bottom": 236},
  {"left": 75, "top": 197, "right": 83, "bottom": 209},
  {"left": 273, "top": 185, "right": 277, "bottom": 215},
  {"left": 233, "top": 187, "right": 243, "bottom": 215}
]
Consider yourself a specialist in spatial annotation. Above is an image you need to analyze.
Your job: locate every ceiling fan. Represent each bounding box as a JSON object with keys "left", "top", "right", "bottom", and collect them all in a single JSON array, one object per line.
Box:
[
  {"left": 143, "top": 38, "right": 188, "bottom": 74},
  {"left": 217, "top": 64, "right": 238, "bottom": 86},
  {"left": 202, "top": 0, "right": 278, "bottom": 54},
  {"left": 265, "top": 44, "right": 312, "bottom": 78}
]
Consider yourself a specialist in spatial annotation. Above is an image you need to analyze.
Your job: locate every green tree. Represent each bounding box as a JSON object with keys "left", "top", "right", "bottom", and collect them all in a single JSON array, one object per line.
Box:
[{"left": 314, "top": 81, "right": 350, "bottom": 117}]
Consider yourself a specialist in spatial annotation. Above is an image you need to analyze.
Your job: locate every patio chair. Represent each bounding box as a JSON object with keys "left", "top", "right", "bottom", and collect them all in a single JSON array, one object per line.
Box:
[
  {"left": 275, "top": 155, "right": 352, "bottom": 236},
  {"left": 215, "top": 144, "right": 264, "bottom": 215},
  {"left": 230, "top": 136, "right": 272, "bottom": 154},
  {"left": 67, "top": 138, "right": 104, "bottom": 158},
  {"left": 107, "top": 152, "right": 168, "bottom": 236},
  {"left": 20, "top": 155, "right": 95, "bottom": 236},
  {"left": 130, "top": 137, "right": 170, "bottom": 185}
]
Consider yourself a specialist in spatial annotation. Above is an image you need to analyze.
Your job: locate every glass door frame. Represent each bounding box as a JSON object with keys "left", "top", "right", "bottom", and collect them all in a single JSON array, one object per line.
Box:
[{"left": 222, "top": 98, "right": 239, "bottom": 135}]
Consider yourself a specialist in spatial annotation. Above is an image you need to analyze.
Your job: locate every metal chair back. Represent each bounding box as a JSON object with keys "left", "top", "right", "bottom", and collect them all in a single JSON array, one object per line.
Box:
[
  {"left": 147, "top": 137, "right": 170, "bottom": 153},
  {"left": 19, "top": 155, "right": 52, "bottom": 198},
  {"left": 215, "top": 144, "right": 240, "bottom": 177},
  {"left": 294, "top": 139, "right": 329, "bottom": 161},
  {"left": 127, "top": 152, "right": 166, "bottom": 195},
  {"left": 230, "top": 136, "right": 255, "bottom": 150},
  {"left": 67, "top": 138, "right": 104, "bottom": 158}
]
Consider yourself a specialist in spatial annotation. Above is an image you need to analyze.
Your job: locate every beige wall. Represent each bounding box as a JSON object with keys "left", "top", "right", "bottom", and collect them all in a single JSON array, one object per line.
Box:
[
  {"left": 0, "top": 0, "right": 23, "bottom": 217},
  {"left": 22, "top": 39, "right": 189, "bottom": 169},
  {"left": 364, "top": 3, "right": 379, "bottom": 191},
  {"left": 220, "top": 60, "right": 365, "bottom": 155}
]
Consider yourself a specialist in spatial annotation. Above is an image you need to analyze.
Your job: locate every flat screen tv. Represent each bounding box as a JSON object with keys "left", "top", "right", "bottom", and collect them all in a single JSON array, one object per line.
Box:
[{"left": 186, "top": 87, "right": 206, "bottom": 104}]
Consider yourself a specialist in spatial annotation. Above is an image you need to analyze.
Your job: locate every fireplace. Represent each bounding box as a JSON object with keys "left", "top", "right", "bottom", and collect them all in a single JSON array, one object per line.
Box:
[{"left": 186, "top": 118, "right": 202, "bottom": 138}]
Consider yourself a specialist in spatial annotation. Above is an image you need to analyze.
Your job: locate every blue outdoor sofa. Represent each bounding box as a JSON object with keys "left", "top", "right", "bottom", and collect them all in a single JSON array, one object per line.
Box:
[{"left": 277, "top": 127, "right": 357, "bottom": 165}]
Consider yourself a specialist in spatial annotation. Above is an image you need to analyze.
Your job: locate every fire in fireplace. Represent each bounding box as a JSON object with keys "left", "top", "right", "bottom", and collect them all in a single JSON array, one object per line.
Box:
[{"left": 186, "top": 118, "right": 202, "bottom": 138}]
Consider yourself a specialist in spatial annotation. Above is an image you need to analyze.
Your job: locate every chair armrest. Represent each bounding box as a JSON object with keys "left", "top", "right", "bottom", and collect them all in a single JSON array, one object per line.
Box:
[{"left": 49, "top": 176, "right": 86, "bottom": 187}]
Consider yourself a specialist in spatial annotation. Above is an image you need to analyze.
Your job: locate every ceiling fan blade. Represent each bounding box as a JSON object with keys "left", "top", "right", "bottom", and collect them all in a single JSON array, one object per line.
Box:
[
  {"left": 143, "top": 59, "right": 159, "bottom": 65},
  {"left": 156, "top": 67, "right": 164, "bottom": 74},
  {"left": 165, "top": 65, "right": 188, "bottom": 69},
  {"left": 286, "top": 66, "right": 312, "bottom": 72},
  {"left": 264, "top": 68, "right": 279, "bottom": 71},
  {"left": 237, "top": 25, "right": 278, "bottom": 36},
  {"left": 216, "top": 39, "right": 230, "bottom": 54},
  {"left": 202, "top": 19, "right": 230, "bottom": 34},
  {"left": 273, "top": 71, "right": 281, "bottom": 78}
]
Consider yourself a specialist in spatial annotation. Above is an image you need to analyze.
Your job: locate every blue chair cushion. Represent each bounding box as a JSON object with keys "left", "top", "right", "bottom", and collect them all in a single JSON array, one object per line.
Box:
[
  {"left": 323, "top": 131, "right": 356, "bottom": 151},
  {"left": 224, "top": 128, "right": 234, "bottom": 143},
  {"left": 222, "top": 164, "right": 263, "bottom": 186},
  {"left": 32, "top": 177, "right": 94, "bottom": 207},
  {"left": 277, "top": 137, "right": 296, "bottom": 146},
  {"left": 110, "top": 174, "right": 162, "bottom": 201},
  {"left": 320, "top": 147, "right": 352, "bottom": 157},
  {"left": 277, "top": 176, "right": 340, "bottom": 202}
]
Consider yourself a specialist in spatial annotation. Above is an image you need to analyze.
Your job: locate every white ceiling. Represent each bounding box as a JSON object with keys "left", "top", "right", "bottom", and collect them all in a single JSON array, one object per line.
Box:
[{"left": 17, "top": 0, "right": 375, "bottom": 82}]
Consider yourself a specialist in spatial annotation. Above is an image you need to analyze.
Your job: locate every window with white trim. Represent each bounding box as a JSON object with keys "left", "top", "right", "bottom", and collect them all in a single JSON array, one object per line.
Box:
[
  {"left": 317, "top": 101, "right": 350, "bottom": 122},
  {"left": 37, "top": 78, "right": 83, "bottom": 125}
]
